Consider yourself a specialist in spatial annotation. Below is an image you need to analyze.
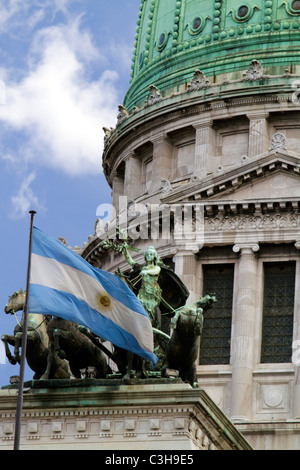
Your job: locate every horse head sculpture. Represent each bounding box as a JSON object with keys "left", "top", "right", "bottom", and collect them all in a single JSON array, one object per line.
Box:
[
  {"left": 2, "top": 289, "right": 70, "bottom": 380},
  {"left": 162, "top": 295, "right": 217, "bottom": 387}
]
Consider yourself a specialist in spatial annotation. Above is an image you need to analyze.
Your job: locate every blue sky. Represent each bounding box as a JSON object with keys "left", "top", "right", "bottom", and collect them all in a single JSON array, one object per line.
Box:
[{"left": 0, "top": 0, "right": 140, "bottom": 387}]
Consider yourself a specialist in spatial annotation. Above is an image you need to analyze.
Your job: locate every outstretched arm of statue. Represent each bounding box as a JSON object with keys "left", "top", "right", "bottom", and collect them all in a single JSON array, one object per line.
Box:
[{"left": 122, "top": 242, "right": 136, "bottom": 266}]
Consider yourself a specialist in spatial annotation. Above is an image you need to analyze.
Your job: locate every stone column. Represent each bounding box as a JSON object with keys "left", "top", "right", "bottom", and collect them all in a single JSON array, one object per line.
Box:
[
  {"left": 150, "top": 133, "right": 174, "bottom": 193},
  {"left": 173, "top": 250, "right": 201, "bottom": 302},
  {"left": 124, "top": 151, "right": 142, "bottom": 201},
  {"left": 247, "top": 112, "right": 269, "bottom": 158},
  {"left": 292, "top": 243, "right": 300, "bottom": 417},
  {"left": 193, "top": 119, "right": 215, "bottom": 178},
  {"left": 111, "top": 171, "right": 124, "bottom": 214},
  {"left": 230, "top": 243, "right": 260, "bottom": 422}
]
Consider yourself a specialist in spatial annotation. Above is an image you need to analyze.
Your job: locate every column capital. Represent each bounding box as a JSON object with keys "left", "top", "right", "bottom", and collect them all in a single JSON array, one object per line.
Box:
[
  {"left": 149, "top": 132, "right": 169, "bottom": 144},
  {"left": 246, "top": 112, "right": 269, "bottom": 121},
  {"left": 233, "top": 243, "right": 260, "bottom": 254},
  {"left": 110, "top": 169, "right": 117, "bottom": 180},
  {"left": 172, "top": 248, "right": 199, "bottom": 258},
  {"left": 123, "top": 149, "right": 136, "bottom": 162},
  {"left": 193, "top": 118, "right": 214, "bottom": 130}
]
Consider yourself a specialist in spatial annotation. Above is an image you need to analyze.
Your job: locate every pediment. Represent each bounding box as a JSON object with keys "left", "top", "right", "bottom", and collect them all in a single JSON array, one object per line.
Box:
[
  {"left": 162, "top": 149, "right": 300, "bottom": 205},
  {"left": 209, "top": 170, "right": 300, "bottom": 201}
]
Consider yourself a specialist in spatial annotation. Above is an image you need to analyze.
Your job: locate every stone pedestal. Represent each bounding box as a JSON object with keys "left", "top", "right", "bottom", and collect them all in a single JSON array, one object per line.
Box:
[{"left": 0, "top": 379, "right": 251, "bottom": 450}]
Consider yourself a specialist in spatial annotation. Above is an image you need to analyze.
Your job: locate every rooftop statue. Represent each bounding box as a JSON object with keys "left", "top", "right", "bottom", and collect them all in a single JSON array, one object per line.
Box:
[
  {"left": 162, "top": 295, "right": 217, "bottom": 387},
  {"left": 120, "top": 243, "right": 190, "bottom": 318},
  {"left": 101, "top": 235, "right": 217, "bottom": 382},
  {"left": 41, "top": 315, "right": 111, "bottom": 380},
  {"left": 2, "top": 289, "right": 111, "bottom": 381},
  {"left": 119, "top": 242, "right": 191, "bottom": 370},
  {"left": 101, "top": 229, "right": 190, "bottom": 320},
  {"left": 122, "top": 244, "right": 162, "bottom": 329},
  {"left": 2, "top": 289, "right": 70, "bottom": 380},
  {"left": 2, "top": 249, "right": 216, "bottom": 387}
]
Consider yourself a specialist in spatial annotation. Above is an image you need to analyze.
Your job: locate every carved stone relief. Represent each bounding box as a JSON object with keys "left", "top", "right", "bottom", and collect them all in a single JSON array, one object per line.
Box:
[
  {"left": 205, "top": 212, "right": 300, "bottom": 233},
  {"left": 270, "top": 132, "right": 286, "bottom": 150},
  {"left": 242, "top": 60, "right": 264, "bottom": 81},
  {"left": 145, "top": 84, "right": 162, "bottom": 106},
  {"left": 116, "top": 105, "right": 130, "bottom": 125},
  {"left": 187, "top": 70, "right": 210, "bottom": 91},
  {"left": 0, "top": 407, "right": 215, "bottom": 449},
  {"left": 257, "top": 383, "right": 290, "bottom": 414}
]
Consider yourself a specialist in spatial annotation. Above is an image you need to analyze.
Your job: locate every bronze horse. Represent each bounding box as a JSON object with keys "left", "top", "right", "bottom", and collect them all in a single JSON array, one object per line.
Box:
[
  {"left": 42, "top": 317, "right": 112, "bottom": 379},
  {"left": 2, "top": 289, "right": 70, "bottom": 379},
  {"left": 162, "top": 295, "right": 216, "bottom": 387},
  {"left": 2, "top": 289, "right": 111, "bottom": 380}
]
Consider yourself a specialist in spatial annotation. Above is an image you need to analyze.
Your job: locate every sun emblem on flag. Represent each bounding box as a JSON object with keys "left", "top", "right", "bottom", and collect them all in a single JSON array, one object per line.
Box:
[{"left": 95, "top": 291, "right": 112, "bottom": 312}]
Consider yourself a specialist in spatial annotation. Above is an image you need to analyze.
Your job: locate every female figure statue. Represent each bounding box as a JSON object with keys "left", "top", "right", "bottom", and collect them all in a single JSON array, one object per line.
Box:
[{"left": 122, "top": 244, "right": 162, "bottom": 329}]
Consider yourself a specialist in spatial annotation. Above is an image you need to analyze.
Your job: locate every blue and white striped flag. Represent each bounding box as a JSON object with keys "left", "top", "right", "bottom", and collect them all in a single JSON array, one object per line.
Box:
[{"left": 29, "top": 227, "right": 157, "bottom": 364}]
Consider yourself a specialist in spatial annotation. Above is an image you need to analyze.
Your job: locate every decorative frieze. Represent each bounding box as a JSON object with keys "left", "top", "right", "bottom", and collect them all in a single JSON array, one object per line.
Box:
[
  {"left": 0, "top": 384, "right": 252, "bottom": 450},
  {"left": 205, "top": 211, "right": 300, "bottom": 233},
  {"left": 102, "top": 80, "right": 300, "bottom": 150},
  {"left": 0, "top": 406, "right": 196, "bottom": 447}
]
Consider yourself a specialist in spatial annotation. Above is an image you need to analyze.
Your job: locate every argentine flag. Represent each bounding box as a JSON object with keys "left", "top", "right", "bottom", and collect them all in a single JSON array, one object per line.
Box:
[{"left": 29, "top": 227, "right": 157, "bottom": 364}]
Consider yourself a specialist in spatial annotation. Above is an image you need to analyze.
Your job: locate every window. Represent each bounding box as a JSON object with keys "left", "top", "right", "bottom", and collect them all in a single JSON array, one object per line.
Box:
[
  {"left": 261, "top": 262, "right": 295, "bottom": 363},
  {"left": 200, "top": 264, "right": 234, "bottom": 365}
]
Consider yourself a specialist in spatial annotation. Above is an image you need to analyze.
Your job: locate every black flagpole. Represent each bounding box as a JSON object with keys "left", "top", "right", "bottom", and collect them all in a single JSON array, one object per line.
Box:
[{"left": 14, "top": 210, "right": 36, "bottom": 451}]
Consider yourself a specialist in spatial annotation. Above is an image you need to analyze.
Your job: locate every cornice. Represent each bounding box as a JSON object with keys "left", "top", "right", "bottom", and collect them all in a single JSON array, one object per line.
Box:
[
  {"left": 106, "top": 73, "right": 300, "bottom": 140},
  {"left": 103, "top": 83, "right": 300, "bottom": 179},
  {"left": 0, "top": 383, "right": 252, "bottom": 450},
  {"left": 81, "top": 198, "right": 300, "bottom": 267}
]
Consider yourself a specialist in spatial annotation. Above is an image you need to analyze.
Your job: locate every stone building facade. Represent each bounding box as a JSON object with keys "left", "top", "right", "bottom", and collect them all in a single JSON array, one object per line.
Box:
[
  {"left": 81, "top": 0, "right": 300, "bottom": 450},
  {"left": 0, "top": 382, "right": 252, "bottom": 450}
]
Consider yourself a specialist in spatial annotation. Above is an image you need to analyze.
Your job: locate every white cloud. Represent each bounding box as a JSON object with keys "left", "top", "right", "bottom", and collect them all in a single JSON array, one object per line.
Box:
[
  {"left": 10, "top": 172, "right": 45, "bottom": 219},
  {"left": 0, "top": 0, "right": 83, "bottom": 32},
  {"left": 0, "top": 0, "right": 24, "bottom": 29},
  {"left": 0, "top": 79, "right": 5, "bottom": 105},
  {"left": 30, "top": 16, "right": 101, "bottom": 64},
  {"left": 1, "top": 19, "right": 119, "bottom": 176}
]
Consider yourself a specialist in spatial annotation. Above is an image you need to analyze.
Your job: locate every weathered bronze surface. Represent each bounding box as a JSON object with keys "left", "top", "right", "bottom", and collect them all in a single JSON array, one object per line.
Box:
[
  {"left": 41, "top": 317, "right": 111, "bottom": 379},
  {"left": 2, "top": 289, "right": 70, "bottom": 379},
  {"left": 162, "top": 295, "right": 217, "bottom": 387},
  {"left": 1, "top": 249, "right": 216, "bottom": 387}
]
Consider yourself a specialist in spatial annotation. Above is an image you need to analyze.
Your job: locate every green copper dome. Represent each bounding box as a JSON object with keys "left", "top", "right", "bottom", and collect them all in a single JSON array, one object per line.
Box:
[{"left": 124, "top": 0, "right": 300, "bottom": 109}]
